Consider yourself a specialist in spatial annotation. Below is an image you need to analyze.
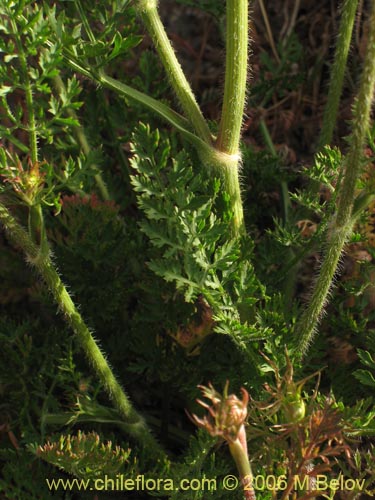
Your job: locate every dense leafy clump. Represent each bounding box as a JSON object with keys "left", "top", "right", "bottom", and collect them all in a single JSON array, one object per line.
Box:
[
  {"left": 33, "top": 431, "right": 132, "bottom": 478},
  {"left": 130, "top": 124, "right": 270, "bottom": 352},
  {"left": 1, "top": 0, "right": 375, "bottom": 499}
]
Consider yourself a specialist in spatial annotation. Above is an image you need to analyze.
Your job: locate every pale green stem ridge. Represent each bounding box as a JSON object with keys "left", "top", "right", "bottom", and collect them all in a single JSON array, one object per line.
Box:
[
  {"left": 229, "top": 434, "right": 256, "bottom": 500},
  {"left": 295, "top": 0, "right": 375, "bottom": 355},
  {"left": 53, "top": 74, "right": 110, "bottom": 201},
  {"left": 259, "top": 119, "right": 290, "bottom": 222},
  {"left": 319, "top": 0, "right": 358, "bottom": 148},
  {"left": 74, "top": 0, "right": 96, "bottom": 44},
  {"left": 98, "top": 72, "right": 209, "bottom": 149},
  {"left": 63, "top": 52, "right": 206, "bottom": 147},
  {"left": 134, "top": 0, "right": 213, "bottom": 144},
  {"left": 0, "top": 202, "right": 166, "bottom": 461},
  {"left": 217, "top": 0, "right": 248, "bottom": 155}
]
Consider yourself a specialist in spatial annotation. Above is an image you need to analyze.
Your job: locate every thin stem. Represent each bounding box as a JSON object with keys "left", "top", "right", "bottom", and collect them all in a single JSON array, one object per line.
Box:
[
  {"left": 216, "top": 0, "right": 248, "bottom": 155},
  {"left": 74, "top": 0, "right": 96, "bottom": 44},
  {"left": 9, "top": 16, "right": 38, "bottom": 163},
  {"left": 8, "top": 12, "right": 49, "bottom": 254},
  {"left": 134, "top": 0, "right": 212, "bottom": 144},
  {"left": 259, "top": 118, "right": 296, "bottom": 311},
  {"left": 295, "top": 0, "right": 375, "bottom": 355},
  {"left": 319, "top": 0, "right": 359, "bottom": 148},
  {"left": 259, "top": 119, "right": 290, "bottom": 222},
  {"left": 53, "top": 74, "right": 110, "bottom": 201},
  {"left": 258, "top": 0, "right": 280, "bottom": 64},
  {"left": 0, "top": 202, "right": 166, "bottom": 461},
  {"left": 283, "top": 0, "right": 301, "bottom": 41}
]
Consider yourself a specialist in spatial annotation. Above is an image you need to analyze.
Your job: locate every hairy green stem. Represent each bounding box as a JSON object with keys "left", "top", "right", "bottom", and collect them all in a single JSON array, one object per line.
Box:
[
  {"left": 295, "top": 225, "right": 350, "bottom": 355},
  {"left": 217, "top": 0, "right": 248, "bottom": 155},
  {"left": 319, "top": 0, "right": 358, "bottom": 148},
  {"left": 295, "top": 0, "right": 375, "bottom": 355},
  {"left": 53, "top": 74, "right": 110, "bottom": 201},
  {"left": 28, "top": 203, "right": 49, "bottom": 254},
  {"left": 134, "top": 0, "right": 212, "bottom": 144},
  {"left": 135, "top": 0, "right": 247, "bottom": 234},
  {"left": 212, "top": 0, "right": 249, "bottom": 234},
  {"left": 0, "top": 202, "right": 166, "bottom": 461},
  {"left": 200, "top": 147, "right": 245, "bottom": 234},
  {"left": 9, "top": 11, "right": 49, "bottom": 253}
]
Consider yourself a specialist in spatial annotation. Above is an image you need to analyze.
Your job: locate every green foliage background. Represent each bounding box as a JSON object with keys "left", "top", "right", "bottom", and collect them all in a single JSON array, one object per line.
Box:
[{"left": 1, "top": 0, "right": 375, "bottom": 498}]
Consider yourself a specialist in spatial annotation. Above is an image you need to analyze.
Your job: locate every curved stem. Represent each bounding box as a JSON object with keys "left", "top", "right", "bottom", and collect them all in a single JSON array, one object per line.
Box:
[
  {"left": 259, "top": 119, "right": 290, "bottom": 223},
  {"left": 319, "top": 0, "right": 359, "bottom": 148},
  {"left": 0, "top": 202, "right": 166, "bottom": 461},
  {"left": 216, "top": 0, "right": 248, "bottom": 155},
  {"left": 98, "top": 71, "right": 208, "bottom": 150},
  {"left": 63, "top": 50, "right": 208, "bottom": 149},
  {"left": 295, "top": 0, "right": 375, "bottom": 355},
  {"left": 134, "top": 0, "right": 213, "bottom": 145}
]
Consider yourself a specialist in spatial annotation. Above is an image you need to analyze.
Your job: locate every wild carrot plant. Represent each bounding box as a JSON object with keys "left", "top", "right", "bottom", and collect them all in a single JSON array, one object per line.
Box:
[{"left": 1, "top": 1, "right": 375, "bottom": 499}]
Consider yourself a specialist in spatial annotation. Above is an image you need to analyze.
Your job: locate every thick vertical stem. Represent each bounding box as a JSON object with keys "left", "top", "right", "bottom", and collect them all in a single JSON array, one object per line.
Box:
[
  {"left": 212, "top": 0, "right": 249, "bottom": 235},
  {"left": 199, "top": 146, "right": 245, "bottom": 234},
  {"left": 135, "top": 0, "right": 212, "bottom": 144},
  {"left": 0, "top": 202, "right": 166, "bottom": 461},
  {"left": 319, "top": 0, "right": 359, "bottom": 148},
  {"left": 295, "top": 0, "right": 375, "bottom": 355},
  {"left": 216, "top": 0, "right": 248, "bottom": 155}
]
